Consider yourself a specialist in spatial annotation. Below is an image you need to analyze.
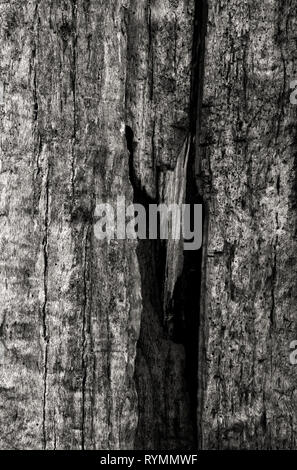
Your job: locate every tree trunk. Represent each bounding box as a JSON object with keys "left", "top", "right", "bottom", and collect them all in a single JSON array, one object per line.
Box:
[{"left": 0, "top": 0, "right": 296, "bottom": 451}]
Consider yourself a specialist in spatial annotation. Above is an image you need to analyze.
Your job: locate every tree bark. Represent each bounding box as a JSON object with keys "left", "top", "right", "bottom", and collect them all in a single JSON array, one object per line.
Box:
[
  {"left": 199, "top": 0, "right": 297, "bottom": 449},
  {"left": 0, "top": 0, "right": 296, "bottom": 451}
]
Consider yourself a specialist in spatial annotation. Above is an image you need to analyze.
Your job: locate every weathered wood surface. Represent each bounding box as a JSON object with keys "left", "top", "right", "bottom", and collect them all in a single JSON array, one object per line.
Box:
[
  {"left": 199, "top": 0, "right": 297, "bottom": 449},
  {"left": 0, "top": 0, "right": 142, "bottom": 450},
  {"left": 0, "top": 0, "right": 195, "bottom": 450},
  {"left": 0, "top": 0, "right": 297, "bottom": 451}
]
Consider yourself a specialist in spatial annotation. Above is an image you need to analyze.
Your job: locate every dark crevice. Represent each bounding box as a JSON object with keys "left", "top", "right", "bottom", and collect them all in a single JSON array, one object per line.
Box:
[
  {"left": 192, "top": 0, "right": 208, "bottom": 450},
  {"left": 125, "top": 125, "right": 174, "bottom": 449},
  {"left": 126, "top": 0, "right": 208, "bottom": 450},
  {"left": 71, "top": 0, "right": 78, "bottom": 206},
  {"left": 169, "top": 189, "right": 203, "bottom": 449},
  {"left": 165, "top": 0, "right": 208, "bottom": 449},
  {"left": 42, "top": 158, "right": 50, "bottom": 450},
  {"left": 125, "top": 125, "right": 166, "bottom": 304},
  {"left": 81, "top": 229, "right": 89, "bottom": 450}
]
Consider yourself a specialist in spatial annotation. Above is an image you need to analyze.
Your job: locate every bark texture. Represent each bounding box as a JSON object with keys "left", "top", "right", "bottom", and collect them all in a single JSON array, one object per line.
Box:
[
  {"left": 0, "top": 0, "right": 196, "bottom": 450},
  {"left": 0, "top": 0, "right": 296, "bottom": 451},
  {"left": 199, "top": 0, "right": 297, "bottom": 450},
  {"left": 0, "top": 0, "right": 142, "bottom": 450}
]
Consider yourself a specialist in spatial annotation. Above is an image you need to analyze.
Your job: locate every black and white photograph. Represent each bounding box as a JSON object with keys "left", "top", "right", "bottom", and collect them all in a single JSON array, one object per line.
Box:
[{"left": 0, "top": 0, "right": 296, "bottom": 458}]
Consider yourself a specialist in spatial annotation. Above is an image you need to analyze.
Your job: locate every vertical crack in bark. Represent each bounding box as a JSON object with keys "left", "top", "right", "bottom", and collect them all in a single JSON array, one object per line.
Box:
[
  {"left": 270, "top": 119, "right": 281, "bottom": 328},
  {"left": 166, "top": 0, "right": 209, "bottom": 447},
  {"left": 42, "top": 159, "right": 50, "bottom": 450},
  {"left": 270, "top": 213, "right": 279, "bottom": 327},
  {"left": 125, "top": 0, "right": 209, "bottom": 450},
  {"left": 31, "top": 2, "right": 49, "bottom": 449},
  {"left": 148, "top": 1, "right": 154, "bottom": 102},
  {"left": 190, "top": 0, "right": 208, "bottom": 450},
  {"left": 81, "top": 226, "right": 89, "bottom": 450},
  {"left": 71, "top": 0, "right": 77, "bottom": 203}
]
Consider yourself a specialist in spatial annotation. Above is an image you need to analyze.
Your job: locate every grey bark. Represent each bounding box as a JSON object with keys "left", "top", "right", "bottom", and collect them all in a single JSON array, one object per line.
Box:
[
  {"left": 0, "top": 0, "right": 296, "bottom": 451},
  {"left": 199, "top": 0, "right": 297, "bottom": 450}
]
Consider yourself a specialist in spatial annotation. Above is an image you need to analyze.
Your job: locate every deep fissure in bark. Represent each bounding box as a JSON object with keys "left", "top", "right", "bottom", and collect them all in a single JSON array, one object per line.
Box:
[
  {"left": 126, "top": 0, "right": 208, "bottom": 449},
  {"left": 186, "top": 0, "right": 208, "bottom": 448},
  {"left": 126, "top": 124, "right": 169, "bottom": 449}
]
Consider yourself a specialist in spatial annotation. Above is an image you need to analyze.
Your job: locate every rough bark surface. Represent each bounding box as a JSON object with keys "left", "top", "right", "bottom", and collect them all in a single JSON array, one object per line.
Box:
[
  {"left": 0, "top": 0, "right": 296, "bottom": 451},
  {"left": 199, "top": 0, "right": 297, "bottom": 450},
  {"left": 0, "top": 0, "right": 142, "bottom": 450},
  {"left": 0, "top": 0, "right": 196, "bottom": 450}
]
